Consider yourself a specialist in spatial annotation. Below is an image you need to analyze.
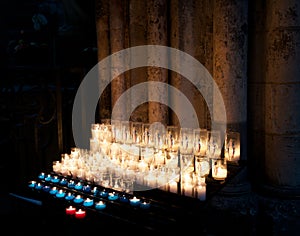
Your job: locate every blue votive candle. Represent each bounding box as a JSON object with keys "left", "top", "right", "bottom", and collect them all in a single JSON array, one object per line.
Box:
[
  {"left": 73, "top": 195, "right": 84, "bottom": 204},
  {"left": 67, "top": 180, "right": 75, "bottom": 189},
  {"left": 28, "top": 181, "right": 36, "bottom": 188},
  {"left": 140, "top": 201, "right": 151, "bottom": 209},
  {"left": 83, "top": 185, "right": 91, "bottom": 193},
  {"left": 38, "top": 172, "right": 45, "bottom": 180},
  {"left": 95, "top": 200, "right": 106, "bottom": 210},
  {"left": 108, "top": 192, "right": 119, "bottom": 201},
  {"left": 45, "top": 174, "right": 52, "bottom": 182},
  {"left": 49, "top": 187, "right": 58, "bottom": 195},
  {"left": 51, "top": 176, "right": 60, "bottom": 183},
  {"left": 43, "top": 185, "right": 51, "bottom": 192},
  {"left": 35, "top": 183, "right": 43, "bottom": 190},
  {"left": 55, "top": 189, "right": 66, "bottom": 198},
  {"left": 83, "top": 198, "right": 94, "bottom": 207},
  {"left": 65, "top": 192, "right": 75, "bottom": 201},
  {"left": 99, "top": 189, "right": 108, "bottom": 198},
  {"left": 119, "top": 194, "right": 129, "bottom": 203},
  {"left": 74, "top": 182, "right": 83, "bottom": 190},
  {"left": 60, "top": 178, "right": 68, "bottom": 186},
  {"left": 129, "top": 196, "right": 141, "bottom": 207}
]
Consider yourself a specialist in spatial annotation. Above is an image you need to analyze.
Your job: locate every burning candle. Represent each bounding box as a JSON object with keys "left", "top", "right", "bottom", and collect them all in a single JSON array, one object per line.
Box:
[
  {"left": 73, "top": 195, "right": 84, "bottom": 204},
  {"left": 66, "top": 206, "right": 76, "bottom": 215},
  {"left": 28, "top": 181, "right": 36, "bottom": 188},
  {"left": 74, "top": 182, "right": 83, "bottom": 190},
  {"left": 196, "top": 184, "right": 206, "bottom": 201},
  {"left": 42, "top": 185, "right": 51, "bottom": 192},
  {"left": 83, "top": 198, "right": 94, "bottom": 207},
  {"left": 119, "top": 194, "right": 129, "bottom": 203},
  {"left": 99, "top": 189, "right": 108, "bottom": 198},
  {"left": 60, "top": 178, "right": 68, "bottom": 186},
  {"left": 45, "top": 174, "right": 52, "bottom": 182},
  {"left": 38, "top": 172, "right": 45, "bottom": 180},
  {"left": 65, "top": 192, "right": 75, "bottom": 201},
  {"left": 55, "top": 189, "right": 66, "bottom": 198},
  {"left": 67, "top": 180, "right": 75, "bottom": 189},
  {"left": 140, "top": 201, "right": 150, "bottom": 209},
  {"left": 49, "top": 187, "right": 58, "bottom": 195},
  {"left": 182, "top": 183, "right": 194, "bottom": 197},
  {"left": 108, "top": 192, "right": 118, "bottom": 201},
  {"left": 75, "top": 209, "right": 86, "bottom": 219},
  {"left": 95, "top": 200, "right": 106, "bottom": 210},
  {"left": 83, "top": 185, "right": 91, "bottom": 193},
  {"left": 51, "top": 176, "right": 60, "bottom": 183},
  {"left": 129, "top": 196, "right": 141, "bottom": 206},
  {"left": 168, "top": 180, "right": 178, "bottom": 194},
  {"left": 35, "top": 182, "right": 43, "bottom": 190},
  {"left": 212, "top": 159, "right": 227, "bottom": 180}
]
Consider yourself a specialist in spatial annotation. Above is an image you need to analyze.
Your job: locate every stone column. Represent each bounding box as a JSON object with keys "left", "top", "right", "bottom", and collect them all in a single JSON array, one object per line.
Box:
[
  {"left": 211, "top": 0, "right": 251, "bottom": 211},
  {"left": 251, "top": 0, "right": 300, "bottom": 196},
  {"left": 147, "top": 0, "right": 169, "bottom": 126},
  {"left": 129, "top": 0, "right": 148, "bottom": 123},
  {"left": 95, "top": 0, "right": 111, "bottom": 120},
  {"left": 109, "top": 0, "right": 128, "bottom": 121},
  {"left": 213, "top": 0, "right": 248, "bottom": 160}
]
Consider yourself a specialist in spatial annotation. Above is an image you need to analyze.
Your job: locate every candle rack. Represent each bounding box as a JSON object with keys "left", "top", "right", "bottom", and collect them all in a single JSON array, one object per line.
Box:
[{"left": 25, "top": 160, "right": 245, "bottom": 233}]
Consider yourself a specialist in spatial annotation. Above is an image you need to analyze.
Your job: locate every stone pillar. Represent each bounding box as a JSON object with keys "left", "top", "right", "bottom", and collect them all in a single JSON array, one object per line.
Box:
[
  {"left": 95, "top": 0, "right": 111, "bottom": 120},
  {"left": 109, "top": 0, "right": 128, "bottom": 121},
  {"left": 129, "top": 0, "right": 148, "bottom": 123},
  {"left": 211, "top": 0, "right": 251, "bottom": 211},
  {"left": 147, "top": 0, "right": 169, "bottom": 125},
  {"left": 194, "top": 0, "right": 214, "bottom": 130},
  {"left": 213, "top": 0, "right": 248, "bottom": 160},
  {"left": 251, "top": 0, "right": 300, "bottom": 195}
]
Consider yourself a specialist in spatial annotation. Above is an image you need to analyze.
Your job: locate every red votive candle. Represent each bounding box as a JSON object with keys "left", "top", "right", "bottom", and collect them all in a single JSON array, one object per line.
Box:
[
  {"left": 66, "top": 206, "right": 76, "bottom": 215},
  {"left": 75, "top": 209, "right": 86, "bottom": 219}
]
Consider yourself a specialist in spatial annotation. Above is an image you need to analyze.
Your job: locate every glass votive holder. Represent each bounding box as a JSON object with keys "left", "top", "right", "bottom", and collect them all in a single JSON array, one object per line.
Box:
[
  {"left": 195, "top": 183, "right": 206, "bottom": 201},
  {"left": 179, "top": 127, "right": 194, "bottom": 155},
  {"left": 195, "top": 156, "right": 210, "bottom": 177},
  {"left": 225, "top": 131, "right": 240, "bottom": 162},
  {"left": 212, "top": 158, "right": 227, "bottom": 181},
  {"left": 166, "top": 125, "right": 179, "bottom": 153}
]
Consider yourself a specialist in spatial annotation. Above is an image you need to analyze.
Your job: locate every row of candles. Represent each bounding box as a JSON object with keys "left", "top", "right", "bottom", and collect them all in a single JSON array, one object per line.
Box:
[
  {"left": 28, "top": 172, "right": 151, "bottom": 219},
  {"left": 52, "top": 120, "right": 241, "bottom": 200}
]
